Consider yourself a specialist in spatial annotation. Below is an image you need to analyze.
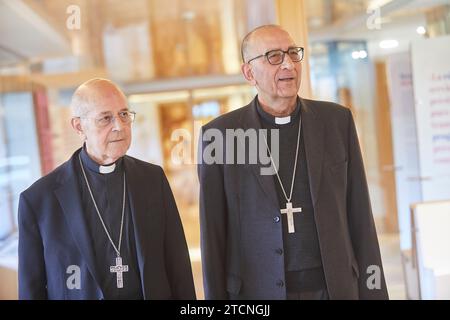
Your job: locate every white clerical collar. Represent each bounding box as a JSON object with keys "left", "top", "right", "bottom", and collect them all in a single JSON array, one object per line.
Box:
[
  {"left": 80, "top": 147, "right": 121, "bottom": 174},
  {"left": 99, "top": 163, "right": 116, "bottom": 174},
  {"left": 256, "top": 98, "right": 301, "bottom": 126},
  {"left": 275, "top": 116, "right": 291, "bottom": 125}
]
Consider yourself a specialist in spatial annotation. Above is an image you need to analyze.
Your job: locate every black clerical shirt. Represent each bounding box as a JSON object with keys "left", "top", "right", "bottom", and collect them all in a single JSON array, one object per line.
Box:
[
  {"left": 256, "top": 99, "right": 327, "bottom": 293},
  {"left": 77, "top": 147, "right": 143, "bottom": 299}
]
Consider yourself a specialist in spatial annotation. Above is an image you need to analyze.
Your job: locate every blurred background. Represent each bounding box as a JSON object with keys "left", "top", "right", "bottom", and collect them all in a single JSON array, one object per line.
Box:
[{"left": 1, "top": 0, "right": 450, "bottom": 300}]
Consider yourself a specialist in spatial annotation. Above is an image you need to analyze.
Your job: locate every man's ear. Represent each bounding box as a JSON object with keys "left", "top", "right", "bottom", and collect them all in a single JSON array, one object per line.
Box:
[
  {"left": 241, "top": 63, "right": 256, "bottom": 86},
  {"left": 71, "top": 117, "right": 86, "bottom": 140}
]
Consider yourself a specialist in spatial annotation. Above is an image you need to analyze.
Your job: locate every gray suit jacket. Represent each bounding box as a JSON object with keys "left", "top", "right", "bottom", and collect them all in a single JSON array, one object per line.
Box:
[{"left": 198, "top": 96, "right": 388, "bottom": 300}]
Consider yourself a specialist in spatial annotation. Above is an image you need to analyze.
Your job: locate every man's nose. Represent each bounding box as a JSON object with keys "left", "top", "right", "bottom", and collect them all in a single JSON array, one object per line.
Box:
[
  {"left": 111, "top": 116, "right": 124, "bottom": 131},
  {"left": 281, "top": 54, "right": 295, "bottom": 70}
]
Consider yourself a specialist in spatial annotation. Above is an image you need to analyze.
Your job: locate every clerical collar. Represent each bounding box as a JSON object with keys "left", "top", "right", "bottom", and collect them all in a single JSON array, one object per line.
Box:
[
  {"left": 80, "top": 147, "right": 122, "bottom": 174},
  {"left": 256, "top": 98, "right": 301, "bottom": 126}
]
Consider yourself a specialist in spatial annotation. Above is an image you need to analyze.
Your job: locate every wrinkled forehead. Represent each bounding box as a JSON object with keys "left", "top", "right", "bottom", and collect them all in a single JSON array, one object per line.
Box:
[
  {"left": 78, "top": 84, "right": 129, "bottom": 116},
  {"left": 249, "top": 28, "right": 296, "bottom": 54}
]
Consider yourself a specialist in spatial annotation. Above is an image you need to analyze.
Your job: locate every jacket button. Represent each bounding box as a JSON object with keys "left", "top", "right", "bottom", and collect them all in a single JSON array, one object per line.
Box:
[
  {"left": 273, "top": 216, "right": 280, "bottom": 223},
  {"left": 276, "top": 280, "right": 284, "bottom": 287},
  {"left": 275, "top": 248, "right": 283, "bottom": 255}
]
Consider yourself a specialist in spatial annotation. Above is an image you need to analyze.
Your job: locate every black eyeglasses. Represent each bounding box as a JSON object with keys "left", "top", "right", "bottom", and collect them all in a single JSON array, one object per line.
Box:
[{"left": 247, "top": 47, "right": 304, "bottom": 65}]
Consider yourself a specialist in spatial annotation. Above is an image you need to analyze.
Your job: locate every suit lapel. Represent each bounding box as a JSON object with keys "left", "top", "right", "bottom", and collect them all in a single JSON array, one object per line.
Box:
[
  {"left": 300, "top": 98, "right": 324, "bottom": 207},
  {"left": 239, "top": 99, "right": 279, "bottom": 211},
  {"left": 54, "top": 151, "right": 103, "bottom": 293},
  {"left": 123, "top": 156, "right": 149, "bottom": 298}
]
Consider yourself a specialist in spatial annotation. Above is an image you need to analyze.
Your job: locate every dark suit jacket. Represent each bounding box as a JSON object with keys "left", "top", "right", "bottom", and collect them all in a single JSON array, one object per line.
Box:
[
  {"left": 18, "top": 148, "right": 196, "bottom": 300},
  {"left": 198, "top": 97, "right": 389, "bottom": 300}
]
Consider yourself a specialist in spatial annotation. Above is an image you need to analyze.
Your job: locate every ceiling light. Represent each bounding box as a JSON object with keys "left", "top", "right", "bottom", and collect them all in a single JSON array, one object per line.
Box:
[
  {"left": 352, "top": 51, "right": 361, "bottom": 59},
  {"left": 416, "top": 26, "right": 426, "bottom": 35},
  {"left": 351, "top": 50, "right": 368, "bottom": 60}
]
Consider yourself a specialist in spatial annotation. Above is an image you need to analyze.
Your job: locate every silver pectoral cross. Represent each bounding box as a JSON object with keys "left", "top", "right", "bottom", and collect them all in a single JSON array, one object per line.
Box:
[
  {"left": 280, "top": 202, "right": 302, "bottom": 233},
  {"left": 110, "top": 256, "right": 129, "bottom": 288}
]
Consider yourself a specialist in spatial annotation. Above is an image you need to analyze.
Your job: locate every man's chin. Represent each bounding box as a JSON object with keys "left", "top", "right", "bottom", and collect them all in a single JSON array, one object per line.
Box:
[
  {"left": 278, "top": 91, "right": 299, "bottom": 99},
  {"left": 108, "top": 146, "right": 129, "bottom": 159},
  {"left": 278, "top": 83, "right": 300, "bottom": 94}
]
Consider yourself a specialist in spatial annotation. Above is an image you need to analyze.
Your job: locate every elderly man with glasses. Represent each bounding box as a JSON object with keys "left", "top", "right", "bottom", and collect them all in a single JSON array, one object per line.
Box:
[
  {"left": 198, "top": 25, "right": 388, "bottom": 300},
  {"left": 18, "top": 78, "right": 195, "bottom": 300}
]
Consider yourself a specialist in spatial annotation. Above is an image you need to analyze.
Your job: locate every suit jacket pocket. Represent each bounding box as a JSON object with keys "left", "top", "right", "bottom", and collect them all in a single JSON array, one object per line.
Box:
[{"left": 227, "top": 274, "right": 242, "bottom": 295}]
